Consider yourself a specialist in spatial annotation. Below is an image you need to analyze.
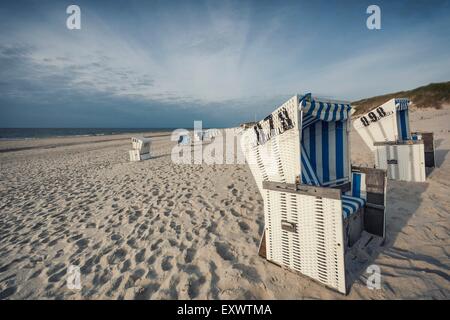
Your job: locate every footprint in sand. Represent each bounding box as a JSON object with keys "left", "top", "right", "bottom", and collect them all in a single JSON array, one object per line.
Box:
[
  {"left": 150, "top": 239, "right": 163, "bottom": 251},
  {"left": 75, "top": 238, "right": 89, "bottom": 251},
  {"left": 214, "top": 242, "right": 235, "bottom": 261},
  {"left": 120, "top": 259, "right": 131, "bottom": 272},
  {"left": 134, "top": 283, "right": 161, "bottom": 300},
  {"left": 47, "top": 267, "right": 67, "bottom": 283},
  {"left": 233, "top": 263, "right": 261, "bottom": 283},
  {"left": 111, "top": 234, "right": 122, "bottom": 241},
  {"left": 130, "top": 268, "right": 146, "bottom": 282},
  {"left": 230, "top": 208, "right": 240, "bottom": 217},
  {"left": 161, "top": 256, "right": 173, "bottom": 271},
  {"left": 185, "top": 248, "right": 196, "bottom": 263},
  {"left": 238, "top": 221, "right": 250, "bottom": 233},
  {"left": 135, "top": 248, "right": 146, "bottom": 263},
  {"left": 108, "top": 248, "right": 127, "bottom": 265},
  {"left": 0, "top": 286, "right": 17, "bottom": 299}
]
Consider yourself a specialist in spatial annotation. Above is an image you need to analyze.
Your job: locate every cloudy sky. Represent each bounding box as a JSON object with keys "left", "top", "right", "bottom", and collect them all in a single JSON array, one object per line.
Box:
[{"left": 0, "top": 0, "right": 449, "bottom": 128}]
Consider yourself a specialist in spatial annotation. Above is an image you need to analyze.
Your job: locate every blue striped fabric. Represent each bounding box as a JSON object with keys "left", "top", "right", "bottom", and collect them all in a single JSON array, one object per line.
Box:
[
  {"left": 309, "top": 124, "right": 316, "bottom": 171},
  {"left": 299, "top": 144, "right": 365, "bottom": 218},
  {"left": 397, "top": 109, "right": 410, "bottom": 140},
  {"left": 393, "top": 98, "right": 410, "bottom": 140},
  {"left": 395, "top": 98, "right": 409, "bottom": 111},
  {"left": 301, "top": 144, "right": 320, "bottom": 185},
  {"left": 335, "top": 121, "right": 344, "bottom": 180},
  {"left": 342, "top": 195, "right": 365, "bottom": 218},
  {"left": 351, "top": 173, "right": 362, "bottom": 198},
  {"left": 301, "top": 99, "right": 351, "bottom": 122},
  {"left": 322, "top": 122, "right": 329, "bottom": 183},
  {"left": 302, "top": 120, "right": 348, "bottom": 186},
  {"left": 298, "top": 95, "right": 365, "bottom": 217}
]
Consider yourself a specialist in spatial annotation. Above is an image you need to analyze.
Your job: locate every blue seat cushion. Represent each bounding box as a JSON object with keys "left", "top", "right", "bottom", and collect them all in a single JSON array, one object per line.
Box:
[{"left": 341, "top": 195, "right": 366, "bottom": 219}]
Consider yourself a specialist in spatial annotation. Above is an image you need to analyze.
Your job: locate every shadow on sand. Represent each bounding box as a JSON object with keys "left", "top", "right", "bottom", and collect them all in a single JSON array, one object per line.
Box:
[{"left": 345, "top": 180, "right": 429, "bottom": 293}]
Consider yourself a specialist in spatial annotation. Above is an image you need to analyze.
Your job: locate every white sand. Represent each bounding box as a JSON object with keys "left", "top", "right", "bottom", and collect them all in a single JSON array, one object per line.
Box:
[{"left": 0, "top": 109, "right": 449, "bottom": 299}]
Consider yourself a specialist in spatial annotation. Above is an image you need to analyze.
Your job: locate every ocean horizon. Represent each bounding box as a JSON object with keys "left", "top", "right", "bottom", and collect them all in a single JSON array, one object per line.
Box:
[{"left": 0, "top": 128, "right": 179, "bottom": 140}]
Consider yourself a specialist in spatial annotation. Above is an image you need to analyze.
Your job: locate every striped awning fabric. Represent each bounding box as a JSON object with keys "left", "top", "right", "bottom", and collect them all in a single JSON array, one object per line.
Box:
[
  {"left": 301, "top": 144, "right": 321, "bottom": 186},
  {"left": 395, "top": 98, "right": 409, "bottom": 111},
  {"left": 301, "top": 120, "right": 349, "bottom": 186},
  {"left": 395, "top": 98, "right": 411, "bottom": 140},
  {"left": 300, "top": 96, "right": 352, "bottom": 124}
]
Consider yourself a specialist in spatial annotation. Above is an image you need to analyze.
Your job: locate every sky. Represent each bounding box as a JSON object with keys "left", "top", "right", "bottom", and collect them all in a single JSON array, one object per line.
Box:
[{"left": 0, "top": 0, "right": 449, "bottom": 128}]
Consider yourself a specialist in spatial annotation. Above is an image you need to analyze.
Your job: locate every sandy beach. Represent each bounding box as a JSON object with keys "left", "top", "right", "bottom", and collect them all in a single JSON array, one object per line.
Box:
[{"left": 0, "top": 108, "right": 449, "bottom": 300}]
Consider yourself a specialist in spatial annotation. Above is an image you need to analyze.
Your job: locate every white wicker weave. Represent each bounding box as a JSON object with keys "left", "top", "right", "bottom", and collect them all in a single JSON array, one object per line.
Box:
[
  {"left": 130, "top": 136, "right": 151, "bottom": 161},
  {"left": 241, "top": 95, "right": 300, "bottom": 190},
  {"left": 241, "top": 95, "right": 350, "bottom": 294},
  {"left": 131, "top": 137, "right": 151, "bottom": 155},
  {"left": 263, "top": 184, "right": 346, "bottom": 293}
]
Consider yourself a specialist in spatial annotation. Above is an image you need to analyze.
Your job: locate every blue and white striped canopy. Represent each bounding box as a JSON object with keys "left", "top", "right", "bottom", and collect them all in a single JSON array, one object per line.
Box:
[
  {"left": 300, "top": 97, "right": 352, "bottom": 125},
  {"left": 299, "top": 94, "right": 351, "bottom": 187},
  {"left": 395, "top": 98, "right": 409, "bottom": 111}
]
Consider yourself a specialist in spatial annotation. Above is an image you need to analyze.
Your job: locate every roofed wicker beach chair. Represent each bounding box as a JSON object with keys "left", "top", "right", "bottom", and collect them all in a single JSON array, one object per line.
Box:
[
  {"left": 129, "top": 136, "right": 151, "bottom": 161},
  {"left": 194, "top": 131, "right": 204, "bottom": 142},
  {"left": 241, "top": 93, "right": 387, "bottom": 294},
  {"left": 178, "top": 134, "right": 191, "bottom": 145},
  {"left": 203, "top": 128, "right": 221, "bottom": 140},
  {"left": 353, "top": 98, "right": 435, "bottom": 182}
]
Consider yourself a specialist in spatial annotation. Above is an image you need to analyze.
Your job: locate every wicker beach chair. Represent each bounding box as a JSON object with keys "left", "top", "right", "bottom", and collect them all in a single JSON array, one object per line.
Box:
[
  {"left": 241, "top": 94, "right": 387, "bottom": 294},
  {"left": 129, "top": 136, "right": 151, "bottom": 161},
  {"left": 178, "top": 134, "right": 191, "bottom": 145},
  {"left": 353, "top": 98, "right": 435, "bottom": 182}
]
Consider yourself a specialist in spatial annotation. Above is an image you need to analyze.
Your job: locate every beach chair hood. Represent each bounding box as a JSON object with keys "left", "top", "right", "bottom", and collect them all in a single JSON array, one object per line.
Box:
[{"left": 353, "top": 98, "right": 411, "bottom": 151}]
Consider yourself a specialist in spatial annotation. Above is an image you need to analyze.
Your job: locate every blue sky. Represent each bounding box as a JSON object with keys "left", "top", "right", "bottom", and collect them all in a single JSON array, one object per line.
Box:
[{"left": 0, "top": 0, "right": 449, "bottom": 128}]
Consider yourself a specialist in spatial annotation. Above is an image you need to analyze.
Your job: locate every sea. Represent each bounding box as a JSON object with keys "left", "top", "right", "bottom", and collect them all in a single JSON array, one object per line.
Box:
[{"left": 0, "top": 128, "right": 175, "bottom": 140}]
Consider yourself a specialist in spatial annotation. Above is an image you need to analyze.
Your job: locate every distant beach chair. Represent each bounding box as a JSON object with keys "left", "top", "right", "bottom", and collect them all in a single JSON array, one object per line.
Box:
[
  {"left": 241, "top": 93, "right": 387, "bottom": 294},
  {"left": 178, "top": 134, "right": 191, "bottom": 145},
  {"left": 194, "top": 131, "right": 204, "bottom": 142},
  {"left": 203, "top": 128, "right": 220, "bottom": 140},
  {"left": 353, "top": 98, "right": 435, "bottom": 182},
  {"left": 129, "top": 136, "right": 151, "bottom": 161}
]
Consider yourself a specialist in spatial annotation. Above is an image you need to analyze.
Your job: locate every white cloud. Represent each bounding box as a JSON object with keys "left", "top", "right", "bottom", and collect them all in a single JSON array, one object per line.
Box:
[{"left": 1, "top": 2, "right": 449, "bottom": 110}]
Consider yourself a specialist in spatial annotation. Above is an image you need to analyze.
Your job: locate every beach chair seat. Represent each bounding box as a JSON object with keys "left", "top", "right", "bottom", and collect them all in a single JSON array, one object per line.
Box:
[{"left": 341, "top": 195, "right": 365, "bottom": 218}]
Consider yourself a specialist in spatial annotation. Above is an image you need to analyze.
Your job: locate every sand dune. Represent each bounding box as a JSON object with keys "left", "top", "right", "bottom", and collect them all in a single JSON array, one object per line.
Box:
[{"left": 0, "top": 108, "right": 449, "bottom": 299}]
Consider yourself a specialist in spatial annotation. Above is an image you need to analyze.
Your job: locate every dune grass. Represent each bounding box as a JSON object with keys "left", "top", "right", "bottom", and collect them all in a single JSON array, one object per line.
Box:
[{"left": 352, "top": 81, "right": 450, "bottom": 115}]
